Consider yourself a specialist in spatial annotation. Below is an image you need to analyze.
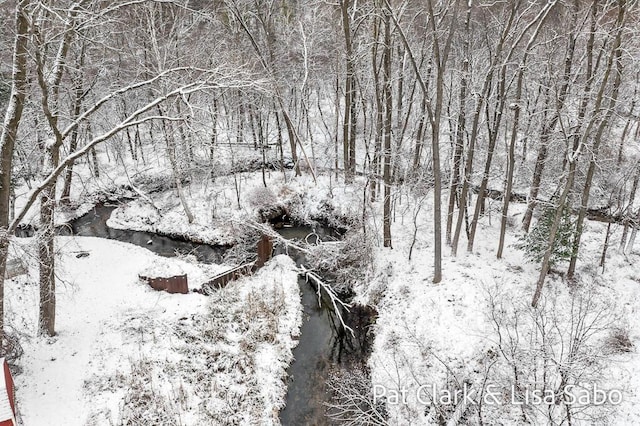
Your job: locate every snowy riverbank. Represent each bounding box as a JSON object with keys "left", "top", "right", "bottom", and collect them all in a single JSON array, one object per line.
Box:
[{"left": 6, "top": 237, "right": 301, "bottom": 425}]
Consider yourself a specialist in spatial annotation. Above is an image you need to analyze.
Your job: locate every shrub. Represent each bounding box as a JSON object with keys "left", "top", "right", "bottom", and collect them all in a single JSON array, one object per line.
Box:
[
  {"left": 605, "top": 327, "right": 634, "bottom": 354},
  {"left": 518, "top": 204, "right": 575, "bottom": 266},
  {"left": 307, "top": 231, "right": 374, "bottom": 294}
]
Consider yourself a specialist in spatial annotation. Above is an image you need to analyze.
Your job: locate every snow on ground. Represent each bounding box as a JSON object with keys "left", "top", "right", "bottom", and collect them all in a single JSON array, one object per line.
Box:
[
  {"left": 9, "top": 137, "right": 640, "bottom": 425},
  {"left": 6, "top": 237, "right": 301, "bottom": 426},
  {"left": 66, "top": 165, "right": 640, "bottom": 425},
  {"left": 106, "top": 171, "right": 363, "bottom": 245},
  {"left": 363, "top": 188, "right": 640, "bottom": 425},
  {"left": 12, "top": 138, "right": 277, "bottom": 230}
]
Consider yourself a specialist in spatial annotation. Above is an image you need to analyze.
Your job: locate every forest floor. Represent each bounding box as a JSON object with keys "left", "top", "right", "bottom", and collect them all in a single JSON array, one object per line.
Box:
[
  {"left": 365, "top": 197, "right": 640, "bottom": 425},
  {"left": 6, "top": 144, "right": 640, "bottom": 425}
]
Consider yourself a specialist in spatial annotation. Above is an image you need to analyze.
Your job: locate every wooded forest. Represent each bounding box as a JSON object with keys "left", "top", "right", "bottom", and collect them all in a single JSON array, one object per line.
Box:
[{"left": 1, "top": 0, "right": 639, "bottom": 424}]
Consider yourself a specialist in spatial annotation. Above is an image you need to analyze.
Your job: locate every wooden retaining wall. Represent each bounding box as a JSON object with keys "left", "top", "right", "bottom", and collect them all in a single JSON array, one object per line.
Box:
[
  {"left": 139, "top": 274, "right": 189, "bottom": 294},
  {"left": 200, "top": 234, "right": 274, "bottom": 294},
  {"left": 202, "top": 262, "right": 256, "bottom": 293}
]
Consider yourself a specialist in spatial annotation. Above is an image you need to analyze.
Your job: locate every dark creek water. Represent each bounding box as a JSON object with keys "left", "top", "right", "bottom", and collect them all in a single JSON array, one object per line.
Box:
[
  {"left": 18, "top": 203, "right": 375, "bottom": 425},
  {"left": 275, "top": 226, "right": 375, "bottom": 426},
  {"left": 16, "top": 204, "right": 227, "bottom": 264}
]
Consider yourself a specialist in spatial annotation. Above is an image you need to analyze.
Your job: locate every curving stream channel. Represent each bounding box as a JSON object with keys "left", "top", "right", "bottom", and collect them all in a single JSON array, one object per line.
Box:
[{"left": 17, "top": 202, "right": 374, "bottom": 425}]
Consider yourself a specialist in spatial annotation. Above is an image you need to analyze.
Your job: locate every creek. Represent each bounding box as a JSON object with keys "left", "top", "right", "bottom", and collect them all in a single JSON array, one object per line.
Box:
[{"left": 18, "top": 203, "right": 375, "bottom": 425}]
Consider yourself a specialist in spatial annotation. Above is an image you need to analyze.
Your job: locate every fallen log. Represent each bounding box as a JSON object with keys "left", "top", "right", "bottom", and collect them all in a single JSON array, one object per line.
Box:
[{"left": 471, "top": 185, "right": 633, "bottom": 227}]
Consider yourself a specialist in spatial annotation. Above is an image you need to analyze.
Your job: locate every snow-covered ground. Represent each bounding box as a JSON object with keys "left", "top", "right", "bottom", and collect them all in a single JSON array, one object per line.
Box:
[
  {"left": 106, "top": 171, "right": 363, "bottom": 246},
  {"left": 5, "top": 237, "right": 301, "bottom": 425},
  {"left": 362, "top": 192, "right": 640, "bottom": 425},
  {"left": 8, "top": 136, "right": 640, "bottom": 424}
]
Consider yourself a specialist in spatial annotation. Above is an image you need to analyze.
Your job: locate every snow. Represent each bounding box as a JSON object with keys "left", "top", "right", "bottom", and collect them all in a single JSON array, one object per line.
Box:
[
  {"left": 363, "top": 190, "right": 640, "bottom": 425},
  {"left": 6, "top": 133, "right": 640, "bottom": 424},
  {"left": 6, "top": 237, "right": 301, "bottom": 425}
]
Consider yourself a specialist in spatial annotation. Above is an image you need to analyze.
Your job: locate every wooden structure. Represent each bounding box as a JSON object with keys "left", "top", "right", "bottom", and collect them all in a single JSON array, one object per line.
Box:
[
  {"left": 201, "top": 234, "right": 274, "bottom": 293},
  {"left": 255, "top": 234, "right": 274, "bottom": 268},
  {"left": 203, "top": 263, "right": 255, "bottom": 292},
  {"left": 0, "top": 358, "right": 16, "bottom": 426},
  {"left": 139, "top": 274, "right": 188, "bottom": 294}
]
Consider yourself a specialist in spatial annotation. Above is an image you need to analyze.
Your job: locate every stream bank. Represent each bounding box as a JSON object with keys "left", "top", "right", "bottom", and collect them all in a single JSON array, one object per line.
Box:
[
  {"left": 18, "top": 201, "right": 377, "bottom": 424},
  {"left": 274, "top": 222, "right": 377, "bottom": 425}
]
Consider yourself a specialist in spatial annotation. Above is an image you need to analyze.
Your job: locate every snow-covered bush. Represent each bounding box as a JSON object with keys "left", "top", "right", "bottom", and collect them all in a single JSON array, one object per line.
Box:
[
  {"left": 605, "top": 326, "right": 634, "bottom": 354},
  {"left": 221, "top": 223, "right": 262, "bottom": 265},
  {"left": 325, "top": 366, "right": 388, "bottom": 425},
  {"left": 247, "top": 186, "right": 278, "bottom": 210},
  {"left": 307, "top": 230, "right": 374, "bottom": 294},
  {"left": 120, "top": 359, "right": 184, "bottom": 426}
]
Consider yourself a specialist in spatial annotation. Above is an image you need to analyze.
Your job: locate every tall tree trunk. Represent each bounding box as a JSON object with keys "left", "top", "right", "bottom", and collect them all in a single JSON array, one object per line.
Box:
[
  {"left": 38, "top": 159, "right": 58, "bottom": 336},
  {"left": 522, "top": 0, "right": 581, "bottom": 232},
  {"left": 446, "top": 2, "right": 471, "bottom": 246},
  {"left": 425, "top": 0, "right": 458, "bottom": 283},
  {"left": 568, "top": 1, "right": 625, "bottom": 277},
  {"left": 370, "top": 12, "right": 383, "bottom": 202},
  {"left": 209, "top": 98, "right": 218, "bottom": 180},
  {"left": 60, "top": 47, "right": 87, "bottom": 205},
  {"left": 0, "top": 0, "right": 29, "bottom": 344},
  {"left": 385, "top": 0, "right": 458, "bottom": 282},
  {"left": 468, "top": 70, "right": 506, "bottom": 229},
  {"left": 532, "top": 0, "right": 612, "bottom": 307},
  {"left": 497, "top": 3, "right": 555, "bottom": 258},
  {"left": 34, "top": 4, "right": 78, "bottom": 336},
  {"left": 341, "top": 0, "right": 357, "bottom": 182},
  {"left": 382, "top": 8, "right": 392, "bottom": 248},
  {"left": 451, "top": 2, "right": 517, "bottom": 256}
]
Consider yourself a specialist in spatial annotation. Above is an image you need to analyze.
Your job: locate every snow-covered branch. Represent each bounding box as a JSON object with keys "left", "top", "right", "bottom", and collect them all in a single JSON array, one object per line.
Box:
[
  {"left": 301, "top": 265, "right": 354, "bottom": 337},
  {"left": 60, "top": 67, "right": 194, "bottom": 140},
  {"left": 7, "top": 79, "right": 209, "bottom": 233}
]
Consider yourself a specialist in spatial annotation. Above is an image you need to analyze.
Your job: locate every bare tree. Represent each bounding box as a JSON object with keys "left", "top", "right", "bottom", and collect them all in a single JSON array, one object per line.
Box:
[
  {"left": 382, "top": 3, "right": 392, "bottom": 248},
  {"left": 532, "top": 0, "right": 626, "bottom": 307},
  {"left": 450, "top": 1, "right": 518, "bottom": 256},
  {"left": 497, "top": 1, "right": 557, "bottom": 259},
  {"left": 387, "top": 0, "right": 458, "bottom": 282},
  {"left": 0, "top": 0, "right": 29, "bottom": 344},
  {"left": 567, "top": 0, "right": 626, "bottom": 277}
]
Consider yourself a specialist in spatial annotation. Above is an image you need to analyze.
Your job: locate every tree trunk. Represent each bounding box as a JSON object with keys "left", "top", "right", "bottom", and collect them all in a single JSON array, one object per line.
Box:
[
  {"left": 209, "top": 98, "right": 218, "bottom": 180},
  {"left": 451, "top": 2, "right": 517, "bottom": 256},
  {"left": 370, "top": 12, "right": 383, "bottom": 203},
  {"left": 568, "top": 2, "right": 625, "bottom": 277},
  {"left": 60, "top": 48, "right": 87, "bottom": 205},
  {"left": 386, "top": 0, "right": 458, "bottom": 282},
  {"left": 38, "top": 175, "right": 57, "bottom": 336},
  {"left": 620, "top": 162, "right": 640, "bottom": 250},
  {"left": 34, "top": 4, "right": 78, "bottom": 337},
  {"left": 158, "top": 104, "right": 195, "bottom": 224},
  {"left": 446, "top": 2, "right": 471, "bottom": 246},
  {"left": 532, "top": 0, "right": 608, "bottom": 306},
  {"left": 0, "top": 0, "right": 29, "bottom": 344},
  {"left": 497, "top": 3, "right": 555, "bottom": 258},
  {"left": 341, "top": 0, "right": 357, "bottom": 182},
  {"left": 466, "top": 57, "right": 509, "bottom": 252},
  {"left": 522, "top": 0, "right": 582, "bottom": 233},
  {"left": 425, "top": 0, "right": 458, "bottom": 283},
  {"left": 382, "top": 8, "right": 392, "bottom": 248}
]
